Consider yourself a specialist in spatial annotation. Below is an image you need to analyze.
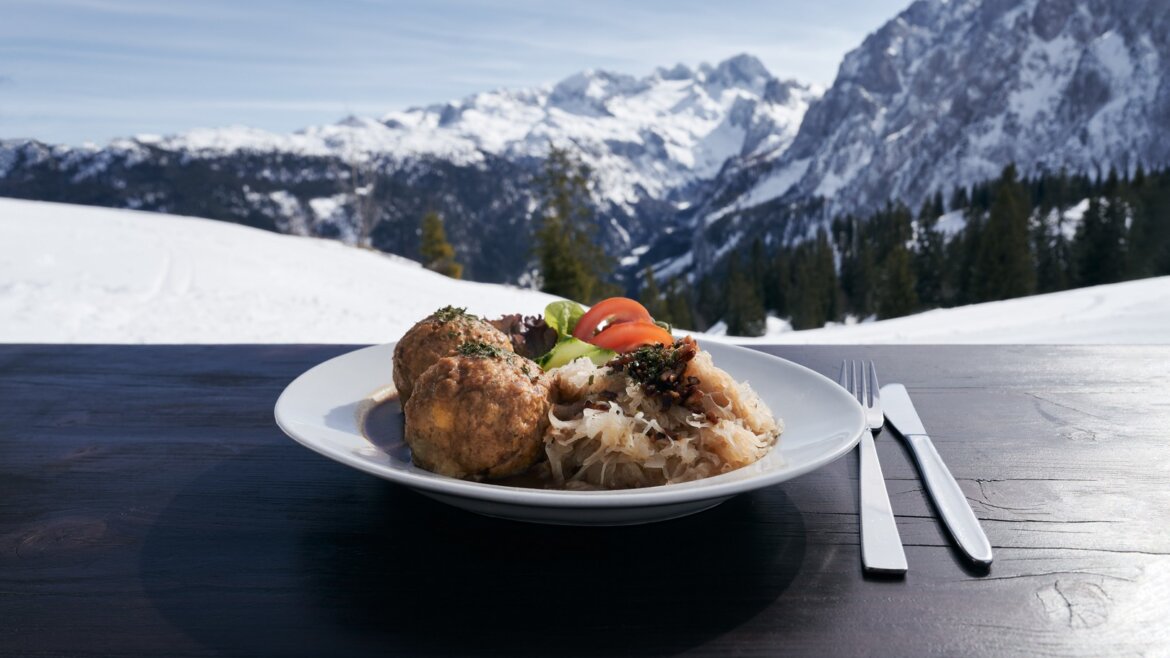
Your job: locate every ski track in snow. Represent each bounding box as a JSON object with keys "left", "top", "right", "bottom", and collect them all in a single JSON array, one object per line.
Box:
[
  {"left": 0, "top": 199, "right": 560, "bottom": 343},
  {"left": 2, "top": 199, "right": 1167, "bottom": 345}
]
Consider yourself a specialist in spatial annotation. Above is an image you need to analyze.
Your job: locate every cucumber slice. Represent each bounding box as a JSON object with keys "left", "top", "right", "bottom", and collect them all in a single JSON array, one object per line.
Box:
[{"left": 538, "top": 338, "right": 615, "bottom": 370}]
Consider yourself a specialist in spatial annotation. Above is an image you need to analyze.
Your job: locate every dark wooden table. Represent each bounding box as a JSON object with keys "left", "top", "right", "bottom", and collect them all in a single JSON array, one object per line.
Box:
[{"left": 1, "top": 345, "right": 1167, "bottom": 657}]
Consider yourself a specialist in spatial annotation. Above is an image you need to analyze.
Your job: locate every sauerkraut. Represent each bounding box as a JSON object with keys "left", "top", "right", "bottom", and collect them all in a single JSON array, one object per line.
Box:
[{"left": 543, "top": 341, "right": 781, "bottom": 489}]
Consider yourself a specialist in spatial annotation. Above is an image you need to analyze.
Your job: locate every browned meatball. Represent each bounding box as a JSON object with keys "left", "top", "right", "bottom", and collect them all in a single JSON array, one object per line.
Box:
[
  {"left": 392, "top": 306, "right": 512, "bottom": 404},
  {"left": 404, "top": 343, "right": 551, "bottom": 480}
]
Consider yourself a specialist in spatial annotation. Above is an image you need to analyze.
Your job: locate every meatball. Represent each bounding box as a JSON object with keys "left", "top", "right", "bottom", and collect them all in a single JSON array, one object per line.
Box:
[
  {"left": 404, "top": 343, "right": 551, "bottom": 480},
  {"left": 392, "top": 306, "right": 512, "bottom": 404}
]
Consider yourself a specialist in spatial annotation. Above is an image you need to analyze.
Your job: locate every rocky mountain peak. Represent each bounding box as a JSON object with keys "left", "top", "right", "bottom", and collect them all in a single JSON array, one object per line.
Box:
[
  {"left": 701, "top": 0, "right": 1170, "bottom": 230},
  {"left": 703, "top": 53, "right": 773, "bottom": 94}
]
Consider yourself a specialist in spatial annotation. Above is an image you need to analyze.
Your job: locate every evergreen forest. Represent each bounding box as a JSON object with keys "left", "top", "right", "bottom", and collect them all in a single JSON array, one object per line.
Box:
[{"left": 644, "top": 163, "right": 1170, "bottom": 335}]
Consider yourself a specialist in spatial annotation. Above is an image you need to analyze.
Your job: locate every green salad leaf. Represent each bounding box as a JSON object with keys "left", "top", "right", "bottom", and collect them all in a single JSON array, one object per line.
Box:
[
  {"left": 544, "top": 300, "right": 586, "bottom": 338},
  {"left": 536, "top": 300, "right": 613, "bottom": 370}
]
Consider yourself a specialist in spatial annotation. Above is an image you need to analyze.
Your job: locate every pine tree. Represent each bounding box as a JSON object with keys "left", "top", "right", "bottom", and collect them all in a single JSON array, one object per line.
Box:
[
  {"left": 940, "top": 232, "right": 965, "bottom": 306},
  {"left": 419, "top": 211, "right": 463, "bottom": 279},
  {"left": 931, "top": 190, "right": 945, "bottom": 219},
  {"left": 639, "top": 267, "right": 667, "bottom": 319},
  {"left": 788, "top": 235, "right": 839, "bottom": 331},
  {"left": 533, "top": 146, "right": 616, "bottom": 303},
  {"left": 956, "top": 208, "right": 984, "bottom": 304},
  {"left": 875, "top": 204, "right": 918, "bottom": 318},
  {"left": 749, "top": 237, "right": 768, "bottom": 311},
  {"left": 878, "top": 246, "right": 918, "bottom": 318},
  {"left": 725, "top": 256, "right": 766, "bottom": 337},
  {"left": 1154, "top": 173, "right": 1170, "bottom": 275},
  {"left": 655, "top": 278, "right": 694, "bottom": 330},
  {"left": 1032, "top": 205, "right": 1068, "bottom": 293},
  {"left": 971, "top": 181, "right": 993, "bottom": 212},
  {"left": 695, "top": 274, "right": 723, "bottom": 331},
  {"left": 914, "top": 198, "right": 945, "bottom": 307},
  {"left": 1074, "top": 195, "right": 1126, "bottom": 286},
  {"left": 853, "top": 241, "right": 878, "bottom": 316},
  {"left": 950, "top": 185, "right": 970, "bottom": 212},
  {"left": 665, "top": 280, "right": 696, "bottom": 330},
  {"left": 974, "top": 164, "right": 1035, "bottom": 301},
  {"left": 836, "top": 212, "right": 877, "bottom": 318},
  {"left": 1129, "top": 167, "right": 1170, "bottom": 277},
  {"left": 813, "top": 229, "right": 842, "bottom": 321},
  {"left": 765, "top": 249, "right": 791, "bottom": 317}
]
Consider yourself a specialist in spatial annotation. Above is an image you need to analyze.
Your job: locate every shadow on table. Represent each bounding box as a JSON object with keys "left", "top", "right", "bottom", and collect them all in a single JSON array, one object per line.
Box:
[{"left": 141, "top": 444, "right": 808, "bottom": 656}]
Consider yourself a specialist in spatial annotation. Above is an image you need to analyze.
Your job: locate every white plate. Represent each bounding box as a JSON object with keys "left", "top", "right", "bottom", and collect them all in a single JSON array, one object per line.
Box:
[{"left": 275, "top": 342, "right": 865, "bottom": 526}]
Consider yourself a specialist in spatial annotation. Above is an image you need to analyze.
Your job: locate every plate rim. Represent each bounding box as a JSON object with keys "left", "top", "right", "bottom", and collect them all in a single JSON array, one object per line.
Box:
[{"left": 275, "top": 342, "right": 865, "bottom": 508}]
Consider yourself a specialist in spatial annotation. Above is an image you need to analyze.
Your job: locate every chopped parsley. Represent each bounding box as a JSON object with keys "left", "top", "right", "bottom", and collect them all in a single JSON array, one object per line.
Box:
[
  {"left": 456, "top": 340, "right": 506, "bottom": 359},
  {"left": 608, "top": 337, "right": 700, "bottom": 406},
  {"left": 433, "top": 305, "right": 477, "bottom": 324}
]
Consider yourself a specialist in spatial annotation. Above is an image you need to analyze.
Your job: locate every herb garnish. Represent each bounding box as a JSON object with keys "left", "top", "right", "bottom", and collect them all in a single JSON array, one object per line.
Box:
[
  {"left": 608, "top": 337, "right": 700, "bottom": 407},
  {"left": 456, "top": 340, "right": 506, "bottom": 358},
  {"left": 433, "top": 306, "right": 477, "bottom": 324}
]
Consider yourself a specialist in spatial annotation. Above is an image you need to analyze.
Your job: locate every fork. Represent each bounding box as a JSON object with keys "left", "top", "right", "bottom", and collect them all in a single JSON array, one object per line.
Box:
[{"left": 840, "top": 360, "right": 908, "bottom": 574}]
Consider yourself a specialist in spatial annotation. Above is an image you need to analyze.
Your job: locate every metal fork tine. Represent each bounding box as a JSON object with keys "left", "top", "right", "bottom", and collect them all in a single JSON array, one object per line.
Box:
[
  {"left": 859, "top": 361, "right": 866, "bottom": 407},
  {"left": 850, "top": 360, "right": 858, "bottom": 402},
  {"left": 845, "top": 360, "right": 855, "bottom": 404},
  {"left": 853, "top": 360, "right": 859, "bottom": 402},
  {"left": 860, "top": 360, "right": 870, "bottom": 408},
  {"left": 868, "top": 360, "right": 881, "bottom": 413},
  {"left": 854, "top": 360, "right": 864, "bottom": 407}
]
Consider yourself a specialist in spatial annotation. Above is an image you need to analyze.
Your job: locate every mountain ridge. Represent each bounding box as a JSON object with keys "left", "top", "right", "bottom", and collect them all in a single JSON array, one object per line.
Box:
[
  {"left": 3, "top": 0, "right": 1169, "bottom": 289},
  {"left": 670, "top": 0, "right": 1170, "bottom": 277},
  {"left": 0, "top": 53, "right": 817, "bottom": 283}
]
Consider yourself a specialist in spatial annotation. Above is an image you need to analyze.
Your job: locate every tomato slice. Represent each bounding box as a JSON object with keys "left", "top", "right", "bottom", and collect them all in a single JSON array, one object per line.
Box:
[
  {"left": 572, "top": 297, "right": 654, "bottom": 341},
  {"left": 587, "top": 321, "right": 674, "bottom": 352}
]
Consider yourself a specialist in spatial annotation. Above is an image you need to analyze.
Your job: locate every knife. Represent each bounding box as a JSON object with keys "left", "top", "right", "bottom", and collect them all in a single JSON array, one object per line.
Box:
[{"left": 880, "top": 384, "right": 994, "bottom": 566}]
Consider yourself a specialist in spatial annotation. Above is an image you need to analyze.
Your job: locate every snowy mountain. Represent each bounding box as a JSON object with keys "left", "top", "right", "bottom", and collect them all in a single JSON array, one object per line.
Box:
[
  {"left": 3, "top": 198, "right": 1166, "bottom": 344},
  {"left": 666, "top": 0, "right": 1170, "bottom": 274},
  {"left": 162, "top": 54, "right": 813, "bottom": 207},
  {"left": 3, "top": 0, "right": 1167, "bottom": 287},
  {"left": 0, "top": 54, "right": 817, "bottom": 283}
]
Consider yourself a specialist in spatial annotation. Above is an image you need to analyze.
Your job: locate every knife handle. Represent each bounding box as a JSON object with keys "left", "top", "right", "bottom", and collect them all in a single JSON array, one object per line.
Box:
[{"left": 905, "top": 434, "right": 994, "bottom": 566}]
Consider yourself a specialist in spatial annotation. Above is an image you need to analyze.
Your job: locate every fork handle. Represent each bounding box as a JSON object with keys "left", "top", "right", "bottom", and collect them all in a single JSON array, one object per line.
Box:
[{"left": 859, "top": 432, "right": 907, "bottom": 574}]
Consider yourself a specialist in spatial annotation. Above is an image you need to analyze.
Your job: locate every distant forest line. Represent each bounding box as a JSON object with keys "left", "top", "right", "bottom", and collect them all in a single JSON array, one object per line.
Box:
[{"left": 634, "top": 163, "right": 1170, "bottom": 335}]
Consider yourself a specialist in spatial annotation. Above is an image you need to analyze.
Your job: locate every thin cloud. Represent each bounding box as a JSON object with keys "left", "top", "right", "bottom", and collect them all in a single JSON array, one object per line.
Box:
[
  {"left": 7, "top": 0, "right": 251, "bottom": 19},
  {"left": 2, "top": 0, "right": 911, "bottom": 144}
]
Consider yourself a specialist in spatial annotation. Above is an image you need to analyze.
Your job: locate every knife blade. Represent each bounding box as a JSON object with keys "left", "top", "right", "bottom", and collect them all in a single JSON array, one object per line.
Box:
[{"left": 880, "top": 384, "right": 994, "bottom": 566}]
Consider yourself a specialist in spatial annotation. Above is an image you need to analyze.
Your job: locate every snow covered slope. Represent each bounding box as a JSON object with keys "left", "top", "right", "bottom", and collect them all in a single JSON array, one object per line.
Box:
[
  {"left": 0, "top": 199, "right": 558, "bottom": 343},
  {"left": 705, "top": 277, "right": 1170, "bottom": 344},
  {"left": 3, "top": 200, "right": 1165, "bottom": 344}
]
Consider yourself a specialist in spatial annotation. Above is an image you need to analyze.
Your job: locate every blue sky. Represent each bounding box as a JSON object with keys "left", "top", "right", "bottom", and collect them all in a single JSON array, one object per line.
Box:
[{"left": 1, "top": 0, "right": 910, "bottom": 145}]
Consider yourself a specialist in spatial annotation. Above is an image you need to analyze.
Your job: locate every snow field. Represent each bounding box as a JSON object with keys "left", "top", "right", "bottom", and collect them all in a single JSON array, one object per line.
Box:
[{"left": 2, "top": 199, "right": 1166, "bottom": 345}]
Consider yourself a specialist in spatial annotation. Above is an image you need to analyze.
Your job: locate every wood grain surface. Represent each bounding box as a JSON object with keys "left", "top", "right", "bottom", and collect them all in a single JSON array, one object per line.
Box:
[{"left": 1, "top": 344, "right": 1167, "bottom": 657}]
